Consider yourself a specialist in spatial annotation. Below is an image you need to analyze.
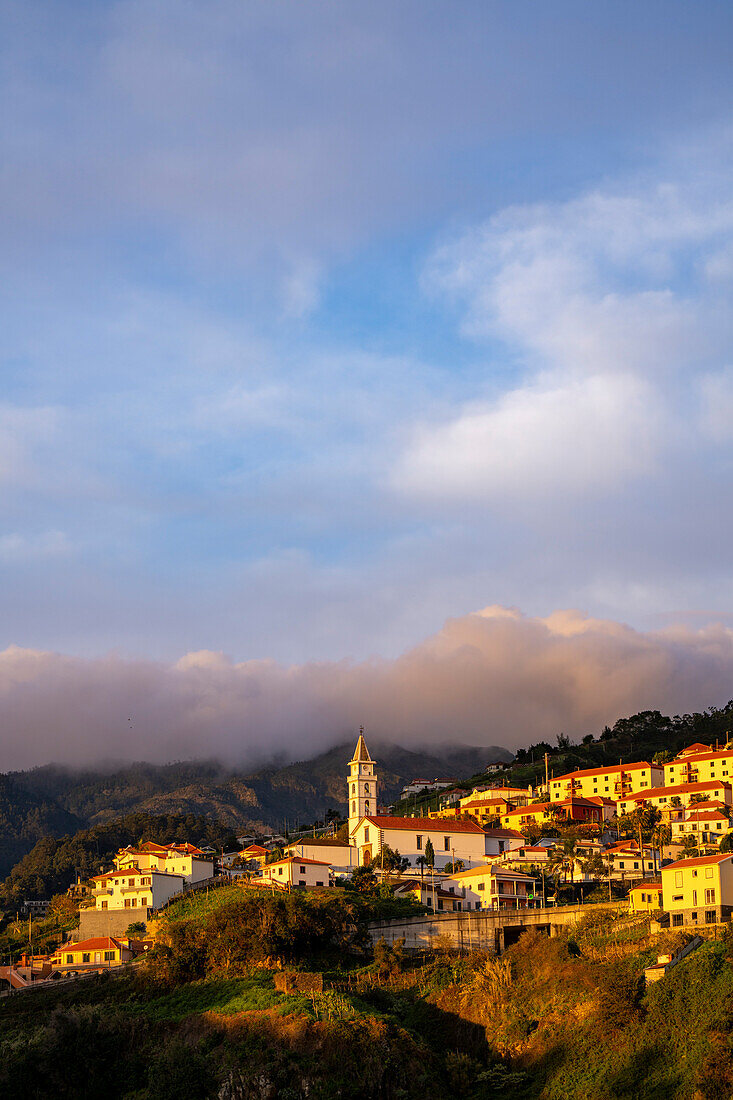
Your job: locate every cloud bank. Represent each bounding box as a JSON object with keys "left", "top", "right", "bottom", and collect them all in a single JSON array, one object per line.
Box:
[{"left": 2, "top": 607, "right": 733, "bottom": 771}]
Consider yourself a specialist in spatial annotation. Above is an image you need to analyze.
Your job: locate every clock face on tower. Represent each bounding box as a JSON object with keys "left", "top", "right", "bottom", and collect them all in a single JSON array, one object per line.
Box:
[{"left": 348, "top": 731, "right": 378, "bottom": 833}]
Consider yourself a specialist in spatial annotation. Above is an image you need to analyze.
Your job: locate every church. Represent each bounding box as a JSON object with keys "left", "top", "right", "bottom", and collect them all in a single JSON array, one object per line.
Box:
[{"left": 347, "top": 731, "right": 514, "bottom": 871}]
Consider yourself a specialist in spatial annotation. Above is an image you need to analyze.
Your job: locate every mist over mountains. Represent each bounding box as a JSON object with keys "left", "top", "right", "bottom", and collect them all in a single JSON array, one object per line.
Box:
[{"left": 2, "top": 606, "right": 733, "bottom": 771}]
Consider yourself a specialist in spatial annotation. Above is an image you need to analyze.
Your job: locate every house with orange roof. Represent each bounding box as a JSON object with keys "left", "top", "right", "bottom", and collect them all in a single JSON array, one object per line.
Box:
[
  {"left": 90, "top": 866, "right": 185, "bottom": 914},
  {"left": 283, "top": 837, "right": 358, "bottom": 875},
  {"left": 49, "top": 937, "right": 133, "bottom": 973},
  {"left": 500, "top": 796, "right": 603, "bottom": 831},
  {"left": 446, "top": 864, "right": 538, "bottom": 911},
  {"left": 628, "top": 880, "right": 662, "bottom": 914},
  {"left": 549, "top": 761, "right": 662, "bottom": 803},
  {"left": 239, "top": 843, "right": 270, "bottom": 870},
  {"left": 661, "top": 852, "right": 733, "bottom": 926},
  {"left": 665, "top": 747, "right": 733, "bottom": 789},
  {"left": 260, "top": 855, "right": 332, "bottom": 890},
  {"left": 671, "top": 806, "right": 731, "bottom": 849},
  {"left": 349, "top": 813, "right": 496, "bottom": 871},
  {"left": 617, "top": 780, "right": 733, "bottom": 818},
  {"left": 115, "top": 841, "right": 214, "bottom": 884}
]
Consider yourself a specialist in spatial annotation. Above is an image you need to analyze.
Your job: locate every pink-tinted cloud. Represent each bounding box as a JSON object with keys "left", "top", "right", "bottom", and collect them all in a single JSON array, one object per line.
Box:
[{"left": 2, "top": 606, "right": 733, "bottom": 770}]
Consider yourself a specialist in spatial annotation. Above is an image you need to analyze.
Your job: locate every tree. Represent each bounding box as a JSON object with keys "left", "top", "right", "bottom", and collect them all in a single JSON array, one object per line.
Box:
[
  {"left": 720, "top": 832, "right": 733, "bottom": 853},
  {"left": 126, "top": 921, "right": 146, "bottom": 936},
  {"left": 653, "top": 750, "right": 673, "bottom": 765},
  {"left": 424, "top": 839, "right": 435, "bottom": 870},
  {"left": 416, "top": 855, "right": 427, "bottom": 882},
  {"left": 443, "top": 860, "right": 464, "bottom": 875},
  {"left": 378, "top": 844, "right": 409, "bottom": 873}
]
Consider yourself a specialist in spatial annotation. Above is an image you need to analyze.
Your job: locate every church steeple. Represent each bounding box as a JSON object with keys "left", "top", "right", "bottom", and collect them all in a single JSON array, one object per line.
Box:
[{"left": 348, "top": 727, "right": 377, "bottom": 835}]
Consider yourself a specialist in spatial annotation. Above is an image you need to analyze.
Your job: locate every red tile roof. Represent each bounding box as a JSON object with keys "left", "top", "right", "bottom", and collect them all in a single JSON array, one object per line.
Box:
[
  {"left": 663, "top": 853, "right": 733, "bottom": 870},
  {"left": 362, "top": 815, "right": 485, "bottom": 834},
  {"left": 554, "top": 761, "right": 655, "bottom": 782},
  {"left": 265, "top": 856, "right": 332, "bottom": 867},
  {"left": 623, "top": 780, "right": 732, "bottom": 801},
  {"left": 54, "top": 937, "right": 123, "bottom": 955}
]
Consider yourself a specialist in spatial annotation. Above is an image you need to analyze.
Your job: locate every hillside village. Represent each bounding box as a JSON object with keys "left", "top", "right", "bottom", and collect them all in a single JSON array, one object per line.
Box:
[{"left": 3, "top": 728, "right": 733, "bottom": 991}]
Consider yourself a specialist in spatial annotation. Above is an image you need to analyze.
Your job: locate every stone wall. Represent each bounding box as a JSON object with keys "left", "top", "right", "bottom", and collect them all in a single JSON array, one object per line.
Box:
[{"left": 74, "top": 907, "right": 152, "bottom": 942}]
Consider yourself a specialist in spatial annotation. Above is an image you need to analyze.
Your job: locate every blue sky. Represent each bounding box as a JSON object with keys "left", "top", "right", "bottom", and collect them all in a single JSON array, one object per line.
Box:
[{"left": 3, "top": 0, "right": 733, "bottom": 670}]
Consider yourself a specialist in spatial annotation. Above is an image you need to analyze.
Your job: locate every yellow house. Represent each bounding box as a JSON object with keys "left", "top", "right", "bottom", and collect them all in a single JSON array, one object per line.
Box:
[
  {"left": 664, "top": 747, "right": 733, "bottom": 788},
  {"left": 661, "top": 852, "right": 733, "bottom": 926},
  {"left": 447, "top": 864, "right": 537, "bottom": 911},
  {"left": 550, "top": 761, "right": 661, "bottom": 803},
  {"left": 91, "top": 867, "right": 184, "bottom": 912},
  {"left": 115, "top": 841, "right": 215, "bottom": 884},
  {"left": 617, "top": 780, "right": 733, "bottom": 818},
  {"left": 260, "top": 855, "right": 332, "bottom": 890},
  {"left": 671, "top": 807, "right": 731, "bottom": 849},
  {"left": 49, "top": 937, "right": 132, "bottom": 972},
  {"left": 628, "top": 880, "right": 662, "bottom": 914},
  {"left": 501, "top": 803, "right": 553, "bottom": 829}
]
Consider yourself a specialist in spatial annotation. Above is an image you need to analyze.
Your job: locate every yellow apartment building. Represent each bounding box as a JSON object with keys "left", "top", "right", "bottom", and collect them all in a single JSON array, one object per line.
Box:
[
  {"left": 549, "top": 761, "right": 662, "bottom": 803},
  {"left": 617, "top": 780, "right": 733, "bottom": 818},
  {"left": 661, "top": 852, "right": 733, "bottom": 926}
]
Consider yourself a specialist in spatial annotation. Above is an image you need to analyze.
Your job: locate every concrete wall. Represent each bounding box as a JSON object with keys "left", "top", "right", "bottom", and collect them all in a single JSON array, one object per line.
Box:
[
  {"left": 75, "top": 907, "right": 152, "bottom": 941},
  {"left": 367, "top": 901, "right": 622, "bottom": 954}
]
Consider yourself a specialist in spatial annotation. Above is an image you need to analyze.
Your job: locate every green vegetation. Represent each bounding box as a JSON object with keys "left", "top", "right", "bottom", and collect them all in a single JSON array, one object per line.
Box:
[
  {"left": 0, "top": 811, "right": 238, "bottom": 907},
  {"left": 0, "top": 774, "right": 80, "bottom": 879},
  {"left": 2, "top": 885, "right": 733, "bottom": 1098}
]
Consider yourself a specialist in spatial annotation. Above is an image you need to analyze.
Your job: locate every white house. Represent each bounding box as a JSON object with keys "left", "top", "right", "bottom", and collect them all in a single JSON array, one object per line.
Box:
[
  {"left": 445, "top": 864, "right": 538, "bottom": 911},
  {"left": 115, "top": 841, "right": 215, "bottom": 885},
  {"left": 350, "top": 813, "right": 490, "bottom": 871},
  {"left": 260, "top": 856, "right": 332, "bottom": 890},
  {"left": 284, "top": 838, "right": 358, "bottom": 875},
  {"left": 90, "top": 867, "right": 184, "bottom": 912}
]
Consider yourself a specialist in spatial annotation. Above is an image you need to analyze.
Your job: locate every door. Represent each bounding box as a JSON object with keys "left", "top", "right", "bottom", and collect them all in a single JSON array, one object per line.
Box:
[{"left": 94, "top": 952, "right": 101, "bottom": 963}]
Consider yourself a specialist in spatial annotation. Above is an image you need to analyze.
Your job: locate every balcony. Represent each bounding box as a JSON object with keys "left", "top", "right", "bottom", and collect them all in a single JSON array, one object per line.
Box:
[{"left": 92, "top": 888, "right": 112, "bottom": 896}]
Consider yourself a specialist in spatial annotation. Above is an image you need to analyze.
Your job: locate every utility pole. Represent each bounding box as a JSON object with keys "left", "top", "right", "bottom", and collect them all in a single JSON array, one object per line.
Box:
[{"left": 544, "top": 753, "right": 549, "bottom": 796}]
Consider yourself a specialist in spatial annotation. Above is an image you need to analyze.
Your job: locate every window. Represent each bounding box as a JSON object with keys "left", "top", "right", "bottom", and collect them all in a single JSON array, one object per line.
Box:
[
  {"left": 634, "top": 862, "right": 639, "bottom": 870},
  {"left": 706, "top": 867, "right": 714, "bottom": 878},
  {"left": 299, "top": 866, "right": 305, "bottom": 874},
  {"left": 478, "top": 882, "right": 485, "bottom": 891},
  {"left": 278, "top": 867, "right": 283, "bottom": 876},
  {"left": 692, "top": 890, "right": 697, "bottom": 905},
  {"left": 444, "top": 837, "right": 450, "bottom": 851},
  {"left": 364, "top": 783, "right": 369, "bottom": 794},
  {"left": 352, "top": 801, "right": 355, "bottom": 814},
  {"left": 692, "top": 869, "right": 698, "bottom": 878},
  {"left": 691, "top": 912, "right": 698, "bottom": 922},
  {"left": 104, "top": 951, "right": 114, "bottom": 961},
  {"left": 706, "top": 910, "right": 717, "bottom": 924},
  {"left": 66, "top": 954, "right": 73, "bottom": 964},
  {"left": 416, "top": 835, "right": 423, "bottom": 850},
  {"left": 672, "top": 914, "right": 684, "bottom": 926},
  {"left": 82, "top": 953, "right": 90, "bottom": 963},
  {"left": 705, "top": 888, "right": 716, "bottom": 904},
  {"left": 364, "top": 827, "right": 369, "bottom": 842},
  {"left": 101, "top": 901, "right": 108, "bottom": 910},
  {"left": 675, "top": 871, "right": 683, "bottom": 887},
  {"left": 316, "top": 881, "right": 323, "bottom": 886},
  {"left": 352, "top": 783, "right": 355, "bottom": 794}
]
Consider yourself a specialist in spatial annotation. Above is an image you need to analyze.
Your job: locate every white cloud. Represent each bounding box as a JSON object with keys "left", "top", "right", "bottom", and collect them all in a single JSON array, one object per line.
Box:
[
  {"left": 396, "top": 371, "right": 657, "bottom": 500},
  {"left": 400, "top": 163, "right": 733, "bottom": 502}
]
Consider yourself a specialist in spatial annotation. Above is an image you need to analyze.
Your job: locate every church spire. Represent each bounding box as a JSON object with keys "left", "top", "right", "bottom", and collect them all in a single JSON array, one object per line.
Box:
[
  {"left": 350, "top": 726, "right": 373, "bottom": 764},
  {"left": 347, "top": 727, "right": 377, "bottom": 835}
]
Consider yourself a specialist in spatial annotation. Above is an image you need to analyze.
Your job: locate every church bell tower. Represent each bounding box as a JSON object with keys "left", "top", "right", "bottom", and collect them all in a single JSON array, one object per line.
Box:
[{"left": 348, "top": 728, "right": 377, "bottom": 835}]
